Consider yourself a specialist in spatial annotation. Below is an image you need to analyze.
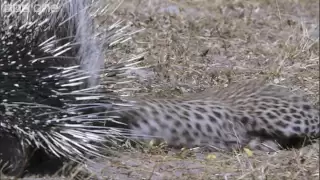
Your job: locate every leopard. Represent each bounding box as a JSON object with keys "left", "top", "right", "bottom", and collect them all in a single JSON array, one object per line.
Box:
[{"left": 115, "top": 78, "right": 319, "bottom": 152}]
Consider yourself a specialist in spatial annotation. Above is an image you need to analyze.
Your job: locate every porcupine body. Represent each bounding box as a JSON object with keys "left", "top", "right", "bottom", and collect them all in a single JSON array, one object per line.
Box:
[{"left": 0, "top": 0, "right": 143, "bottom": 177}]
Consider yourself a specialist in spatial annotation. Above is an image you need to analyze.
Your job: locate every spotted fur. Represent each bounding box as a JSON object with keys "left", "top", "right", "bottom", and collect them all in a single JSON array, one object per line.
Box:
[{"left": 117, "top": 79, "right": 319, "bottom": 151}]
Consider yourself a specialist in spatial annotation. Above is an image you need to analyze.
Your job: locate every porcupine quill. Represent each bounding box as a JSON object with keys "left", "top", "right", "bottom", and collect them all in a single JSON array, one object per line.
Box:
[{"left": 0, "top": 0, "right": 144, "bottom": 177}]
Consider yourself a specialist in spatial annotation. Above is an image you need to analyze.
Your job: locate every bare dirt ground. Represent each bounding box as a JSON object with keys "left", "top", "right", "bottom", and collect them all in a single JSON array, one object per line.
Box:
[{"left": 20, "top": 0, "right": 319, "bottom": 179}]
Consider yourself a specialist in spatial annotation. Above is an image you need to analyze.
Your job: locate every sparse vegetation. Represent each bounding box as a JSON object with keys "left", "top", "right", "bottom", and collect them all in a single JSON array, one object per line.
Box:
[{"left": 22, "top": 0, "right": 319, "bottom": 179}]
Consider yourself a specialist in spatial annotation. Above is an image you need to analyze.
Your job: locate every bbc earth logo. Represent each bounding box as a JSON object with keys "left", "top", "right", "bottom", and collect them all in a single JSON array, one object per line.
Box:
[{"left": 1, "top": 2, "right": 59, "bottom": 14}]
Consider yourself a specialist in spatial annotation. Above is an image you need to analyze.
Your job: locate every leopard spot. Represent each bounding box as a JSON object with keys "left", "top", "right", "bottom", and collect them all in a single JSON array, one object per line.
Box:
[
  {"left": 290, "top": 108, "right": 297, "bottom": 113},
  {"left": 193, "top": 131, "right": 200, "bottom": 137},
  {"left": 292, "top": 126, "right": 301, "bottom": 132},
  {"left": 212, "top": 111, "right": 222, "bottom": 118},
  {"left": 171, "top": 128, "right": 178, "bottom": 134},
  {"left": 174, "top": 120, "right": 182, "bottom": 127},
  {"left": 284, "top": 115, "right": 292, "bottom": 122},
  {"left": 266, "top": 112, "right": 277, "bottom": 119},
  {"left": 195, "top": 123, "right": 202, "bottom": 131},
  {"left": 208, "top": 115, "right": 217, "bottom": 123},
  {"left": 206, "top": 124, "right": 213, "bottom": 133},
  {"left": 294, "top": 120, "right": 301, "bottom": 124},
  {"left": 196, "top": 107, "right": 207, "bottom": 113},
  {"left": 302, "top": 104, "right": 311, "bottom": 111},
  {"left": 280, "top": 109, "right": 287, "bottom": 113},
  {"left": 194, "top": 112, "right": 204, "bottom": 120},
  {"left": 182, "top": 130, "right": 191, "bottom": 137},
  {"left": 186, "top": 123, "right": 192, "bottom": 128},
  {"left": 275, "top": 121, "right": 288, "bottom": 128},
  {"left": 241, "top": 116, "right": 250, "bottom": 124},
  {"left": 293, "top": 114, "right": 301, "bottom": 119},
  {"left": 183, "top": 111, "right": 189, "bottom": 116},
  {"left": 165, "top": 114, "right": 173, "bottom": 120}
]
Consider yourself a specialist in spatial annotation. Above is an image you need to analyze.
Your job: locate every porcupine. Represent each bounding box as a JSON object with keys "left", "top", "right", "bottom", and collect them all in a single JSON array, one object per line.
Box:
[
  {"left": 3, "top": 0, "right": 317, "bottom": 178},
  {"left": 0, "top": 0, "right": 143, "bottom": 177}
]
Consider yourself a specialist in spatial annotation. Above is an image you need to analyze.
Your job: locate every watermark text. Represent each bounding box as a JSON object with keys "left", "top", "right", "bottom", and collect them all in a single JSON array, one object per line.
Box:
[{"left": 1, "top": 2, "right": 59, "bottom": 14}]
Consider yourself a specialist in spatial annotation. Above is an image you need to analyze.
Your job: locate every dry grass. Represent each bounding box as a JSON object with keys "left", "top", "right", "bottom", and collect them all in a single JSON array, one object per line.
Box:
[
  {"left": 20, "top": 0, "right": 319, "bottom": 179},
  {"left": 90, "top": 0, "right": 319, "bottom": 179},
  {"left": 109, "top": 0, "right": 319, "bottom": 100}
]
